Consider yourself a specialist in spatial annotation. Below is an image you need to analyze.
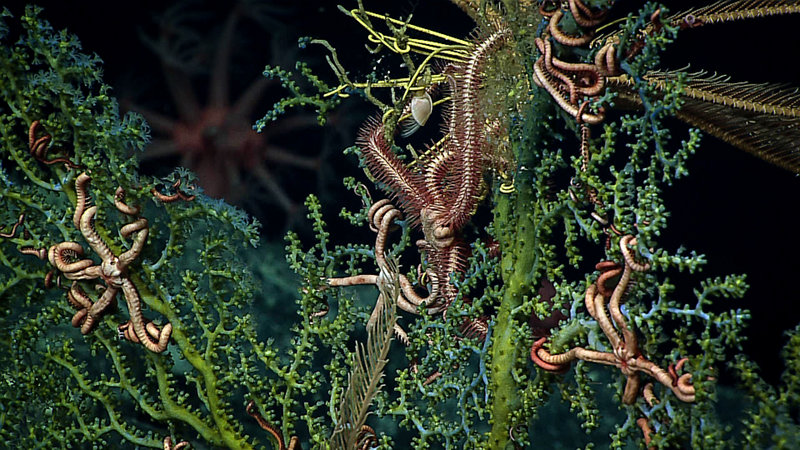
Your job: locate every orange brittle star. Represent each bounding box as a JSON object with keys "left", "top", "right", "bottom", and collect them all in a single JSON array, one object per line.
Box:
[{"left": 326, "top": 199, "right": 440, "bottom": 343}]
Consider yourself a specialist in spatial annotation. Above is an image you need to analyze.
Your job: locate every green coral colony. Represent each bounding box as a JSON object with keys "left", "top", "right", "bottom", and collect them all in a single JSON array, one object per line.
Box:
[{"left": 3, "top": 1, "right": 800, "bottom": 449}]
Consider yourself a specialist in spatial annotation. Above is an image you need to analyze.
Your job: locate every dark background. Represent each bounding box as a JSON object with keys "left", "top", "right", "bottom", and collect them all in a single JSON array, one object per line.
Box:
[{"left": 4, "top": 0, "right": 800, "bottom": 384}]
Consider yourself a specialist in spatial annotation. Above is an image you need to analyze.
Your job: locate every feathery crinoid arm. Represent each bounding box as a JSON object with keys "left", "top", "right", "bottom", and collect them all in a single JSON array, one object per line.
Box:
[
  {"left": 356, "top": 117, "right": 430, "bottom": 222},
  {"left": 595, "top": 1, "right": 800, "bottom": 52},
  {"left": 608, "top": 71, "right": 800, "bottom": 172},
  {"left": 668, "top": 0, "right": 800, "bottom": 28},
  {"left": 330, "top": 255, "right": 400, "bottom": 450}
]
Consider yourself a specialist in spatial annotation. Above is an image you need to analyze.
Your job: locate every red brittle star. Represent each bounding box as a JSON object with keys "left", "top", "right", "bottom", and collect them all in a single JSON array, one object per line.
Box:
[{"left": 342, "top": 24, "right": 512, "bottom": 313}]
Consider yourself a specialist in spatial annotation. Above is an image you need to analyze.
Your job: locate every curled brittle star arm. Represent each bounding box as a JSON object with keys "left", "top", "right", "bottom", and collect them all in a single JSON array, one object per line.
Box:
[
  {"left": 246, "top": 400, "right": 294, "bottom": 450},
  {"left": 79, "top": 206, "right": 114, "bottom": 263},
  {"left": 28, "top": 121, "right": 82, "bottom": 168},
  {"left": 70, "top": 308, "right": 89, "bottom": 328},
  {"left": 6, "top": 124, "right": 57, "bottom": 191},
  {"left": 584, "top": 283, "right": 598, "bottom": 318},
  {"left": 119, "top": 320, "right": 165, "bottom": 343},
  {"left": 0, "top": 214, "right": 24, "bottom": 238},
  {"left": 620, "top": 235, "right": 650, "bottom": 272},
  {"left": 533, "top": 57, "right": 604, "bottom": 124},
  {"left": 535, "top": 38, "right": 605, "bottom": 102},
  {"left": 114, "top": 187, "right": 140, "bottom": 216},
  {"left": 120, "top": 217, "right": 148, "bottom": 240},
  {"left": 532, "top": 337, "right": 619, "bottom": 369},
  {"left": 67, "top": 283, "right": 93, "bottom": 310},
  {"left": 67, "top": 283, "right": 94, "bottom": 328},
  {"left": 549, "top": 10, "right": 593, "bottom": 47},
  {"left": 550, "top": 58, "right": 605, "bottom": 99},
  {"left": 531, "top": 337, "right": 571, "bottom": 372},
  {"left": 120, "top": 278, "right": 172, "bottom": 353},
  {"left": 81, "top": 285, "right": 119, "bottom": 335},
  {"left": 398, "top": 272, "right": 437, "bottom": 309},
  {"left": 151, "top": 180, "right": 196, "bottom": 202},
  {"left": 590, "top": 286, "right": 622, "bottom": 350},
  {"left": 631, "top": 357, "right": 696, "bottom": 402},
  {"left": 594, "top": 40, "right": 620, "bottom": 76},
  {"left": 642, "top": 382, "right": 658, "bottom": 407},
  {"left": 608, "top": 261, "right": 633, "bottom": 338},
  {"left": 367, "top": 199, "right": 393, "bottom": 233},
  {"left": 535, "top": 38, "right": 576, "bottom": 99},
  {"left": 636, "top": 418, "right": 655, "bottom": 450},
  {"left": 48, "top": 242, "right": 90, "bottom": 272},
  {"left": 608, "top": 271, "right": 640, "bottom": 363},
  {"left": 327, "top": 274, "right": 379, "bottom": 287},
  {"left": 118, "top": 218, "right": 148, "bottom": 269},
  {"left": 595, "top": 261, "right": 622, "bottom": 297},
  {"left": 569, "top": 0, "right": 608, "bottom": 27},
  {"left": 20, "top": 246, "right": 47, "bottom": 260},
  {"left": 63, "top": 264, "right": 102, "bottom": 281},
  {"left": 74, "top": 172, "right": 92, "bottom": 229},
  {"left": 374, "top": 207, "right": 401, "bottom": 269}
]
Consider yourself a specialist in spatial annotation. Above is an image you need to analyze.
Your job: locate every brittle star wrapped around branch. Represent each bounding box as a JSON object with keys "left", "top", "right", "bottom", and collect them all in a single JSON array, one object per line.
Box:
[
  {"left": 528, "top": 0, "right": 614, "bottom": 125},
  {"left": 530, "top": 235, "right": 696, "bottom": 404},
  {"left": 326, "top": 199, "right": 439, "bottom": 343},
  {"left": 47, "top": 172, "right": 172, "bottom": 353}
]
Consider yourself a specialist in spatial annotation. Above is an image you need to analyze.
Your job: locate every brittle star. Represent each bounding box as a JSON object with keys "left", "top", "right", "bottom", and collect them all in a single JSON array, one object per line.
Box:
[
  {"left": 162, "top": 436, "right": 190, "bottom": 450},
  {"left": 530, "top": 235, "right": 695, "bottom": 404},
  {"left": 326, "top": 199, "right": 440, "bottom": 343},
  {"left": 531, "top": 0, "right": 637, "bottom": 124},
  {"left": 352, "top": 24, "right": 512, "bottom": 312},
  {"left": 47, "top": 172, "right": 172, "bottom": 353}
]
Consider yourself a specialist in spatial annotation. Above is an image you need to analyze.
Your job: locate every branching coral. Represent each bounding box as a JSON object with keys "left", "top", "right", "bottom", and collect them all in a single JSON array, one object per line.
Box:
[{"left": 3, "top": 2, "right": 800, "bottom": 449}]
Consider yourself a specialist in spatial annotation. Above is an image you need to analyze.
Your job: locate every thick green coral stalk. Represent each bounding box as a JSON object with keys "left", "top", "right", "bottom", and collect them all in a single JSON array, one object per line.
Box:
[
  {"left": 488, "top": 94, "right": 551, "bottom": 448},
  {"left": 488, "top": 193, "right": 530, "bottom": 448}
]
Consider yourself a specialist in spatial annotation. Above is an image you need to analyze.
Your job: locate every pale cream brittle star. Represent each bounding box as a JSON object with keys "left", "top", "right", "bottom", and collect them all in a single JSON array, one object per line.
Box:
[
  {"left": 48, "top": 172, "right": 172, "bottom": 353},
  {"left": 530, "top": 235, "right": 695, "bottom": 404},
  {"left": 325, "top": 199, "right": 439, "bottom": 343},
  {"left": 162, "top": 436, "right": 190, "bottom": 450}
]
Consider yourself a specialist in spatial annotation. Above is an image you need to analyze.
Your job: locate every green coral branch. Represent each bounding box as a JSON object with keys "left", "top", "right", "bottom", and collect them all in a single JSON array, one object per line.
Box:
[{"left": 3, "top": 2, "right": 800, "bottom": 449}]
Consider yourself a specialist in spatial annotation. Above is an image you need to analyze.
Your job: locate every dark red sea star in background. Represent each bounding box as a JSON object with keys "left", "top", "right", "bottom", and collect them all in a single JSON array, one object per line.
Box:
[{"left": 122, "top": 1, "right": 326, "bottom": 227}]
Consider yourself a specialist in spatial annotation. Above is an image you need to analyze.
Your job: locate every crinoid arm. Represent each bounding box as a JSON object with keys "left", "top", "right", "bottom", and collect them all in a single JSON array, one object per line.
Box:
[
  {"left": 356, "top": 117, "right": 431, "bottom": 222},
  {"left": 608, "top": 71, "right": 800, "bottom": 172},
  {"left": 669, "top": 0, "right": 800, "bottom": 28}
]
